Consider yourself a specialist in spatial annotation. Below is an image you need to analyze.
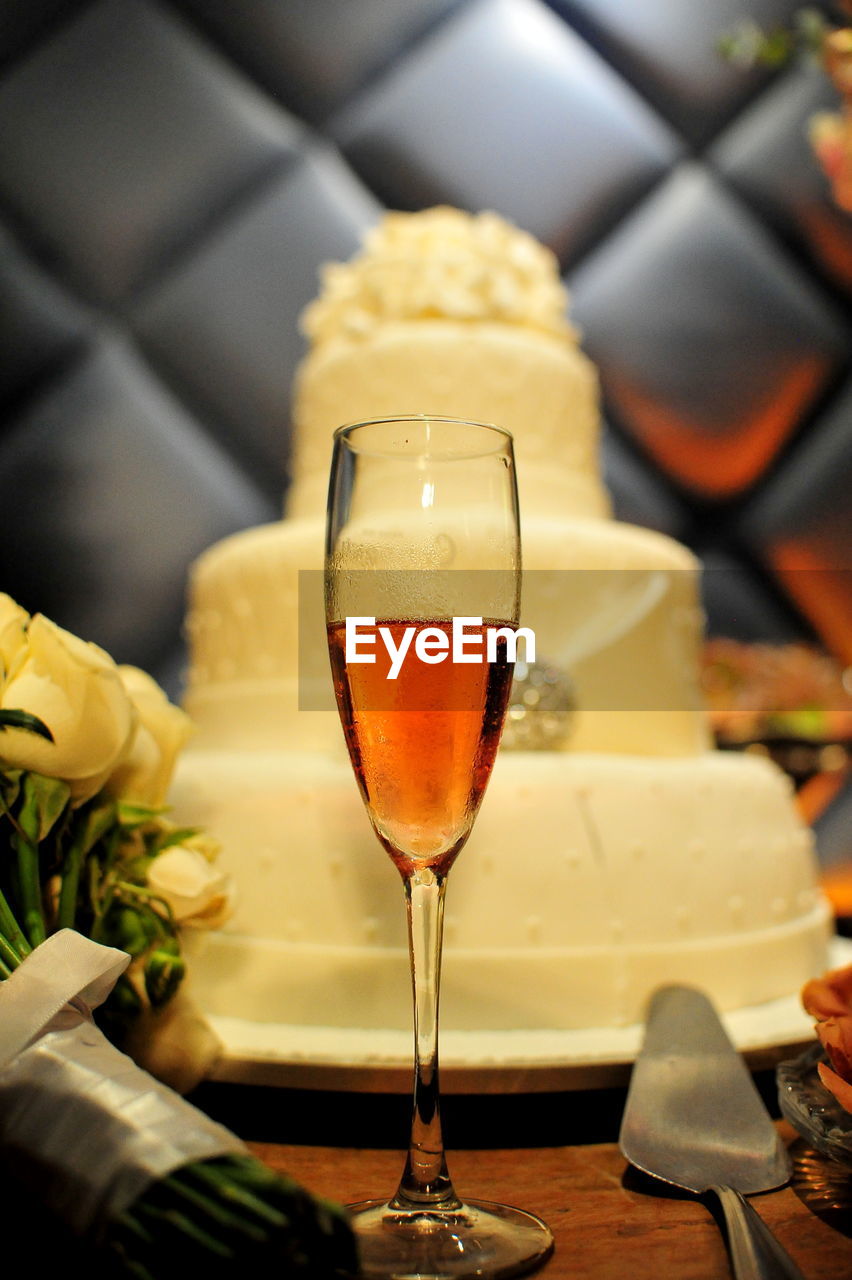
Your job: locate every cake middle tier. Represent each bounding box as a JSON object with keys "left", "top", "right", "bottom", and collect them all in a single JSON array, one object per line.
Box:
[{"left": 184, "top": 514, "right": 710, "bottom": 757}]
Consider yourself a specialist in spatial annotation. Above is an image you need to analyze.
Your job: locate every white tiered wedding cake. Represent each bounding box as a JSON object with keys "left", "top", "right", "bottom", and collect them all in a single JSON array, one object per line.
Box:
[{"left": 170, "top": 208, "right": 831, "bottom": 1043}]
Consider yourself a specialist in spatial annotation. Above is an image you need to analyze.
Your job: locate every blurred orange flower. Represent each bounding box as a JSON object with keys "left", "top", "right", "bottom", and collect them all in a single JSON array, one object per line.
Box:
[
  {"left": 810, "top": 26, "right": 852, "bottom": 209},
  {"left": 817, "top": 1060, "right": 852, "bottom": 1109},
  {"left": 722, "top": 8, "right": 852, "bottom": 213},
  {"left": 802, "top": 964, "right": 852, "bottom": 1108}
]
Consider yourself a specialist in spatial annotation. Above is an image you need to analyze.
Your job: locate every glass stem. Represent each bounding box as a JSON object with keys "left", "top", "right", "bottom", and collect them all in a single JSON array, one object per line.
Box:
[{"left": 392, "top": 864, "right": 461, "bottom": 1211}]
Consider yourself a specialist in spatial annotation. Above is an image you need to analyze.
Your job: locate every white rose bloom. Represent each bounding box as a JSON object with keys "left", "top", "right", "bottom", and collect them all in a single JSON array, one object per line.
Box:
[
  {"left": 147, "top": 845, "right": 234, "bottom": 929},
  {"left": 178, "top": 831, "right": 221, "bottom": 863},
  {"left": 0, "top": 614, "right": 136, "bottom": 803},
  {"left": 0, "top": 593, "right": 30, "bottom": 683},
  {"left": 107, "top": 666, "right": 194, "bottom": 807}
]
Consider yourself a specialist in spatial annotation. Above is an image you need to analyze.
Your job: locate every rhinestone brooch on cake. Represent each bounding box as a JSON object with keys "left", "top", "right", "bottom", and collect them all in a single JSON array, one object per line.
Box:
[{"left": 501, "top": 659, "right": 576, "bottom": 750}]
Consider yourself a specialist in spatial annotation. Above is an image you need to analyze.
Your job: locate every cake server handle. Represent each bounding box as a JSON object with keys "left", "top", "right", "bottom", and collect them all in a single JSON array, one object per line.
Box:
[{"left": 710, "top": 1184, "right": 807, "bottom": 1280}]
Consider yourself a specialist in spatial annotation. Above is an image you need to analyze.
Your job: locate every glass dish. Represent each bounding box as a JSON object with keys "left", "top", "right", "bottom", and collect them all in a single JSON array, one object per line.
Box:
[{"left": 777, "top": 1042, "right": 852, "bottom": 1170}]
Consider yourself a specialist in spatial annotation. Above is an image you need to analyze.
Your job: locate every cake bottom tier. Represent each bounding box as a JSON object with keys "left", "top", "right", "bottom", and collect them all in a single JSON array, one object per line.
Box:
[{"left": 170, "top": 749, "right": 832, "bottom": 1031}]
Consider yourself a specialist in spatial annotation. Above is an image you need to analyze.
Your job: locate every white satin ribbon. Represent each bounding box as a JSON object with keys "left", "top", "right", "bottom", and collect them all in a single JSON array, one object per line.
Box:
[
  {"left": 0, "top": 929, "right": 129, "bottom": 1067},
  {"left": 0, "top": 930, "right": 246, "bottom": 1237}
]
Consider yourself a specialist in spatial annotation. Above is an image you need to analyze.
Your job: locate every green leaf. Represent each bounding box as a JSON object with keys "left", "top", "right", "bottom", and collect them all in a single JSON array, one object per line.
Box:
[
  {"left": 717, "top": 18, "right": 796, "bottom": 69},
  {"left": 76, "top": 797, "right": 119, "bottom": 856},
  {"left": 756, "top": 27, "right": 796, "bottom": 66},
  {"left": 55, "top": 799, "right": 118, "bottom": 932},
  {"left": 0, "top": 709, "right": 54, "bottom": 742},
  {"left": 6, "top": 773, "right": 69, "bottom": 947},
  {"left": 0, "top": 769, "right": 23, "bottom": 814},
  {"left": 766, "top": 706, "right": 828, "bottom": 738},
  {"left": 149, "top": 825, "right": 201, "bottom": 855},
  {"left": 117, "top": 800, "right": 168, "bottom": 829},
  {"left": 795, "top": 7, "right": 832, "bottom": 54},
  {"left": 19, "top": 771, "right": 71, "bottom": 843}
]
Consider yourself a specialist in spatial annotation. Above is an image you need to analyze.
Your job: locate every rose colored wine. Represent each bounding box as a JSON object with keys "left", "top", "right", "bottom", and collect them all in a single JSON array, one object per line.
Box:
[{"left": 327, "top": 619, "right": 515, "bottom": 875}]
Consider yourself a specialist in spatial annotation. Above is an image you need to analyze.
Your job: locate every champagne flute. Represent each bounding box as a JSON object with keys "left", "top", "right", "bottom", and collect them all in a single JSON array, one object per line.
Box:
[{"left": 325, "top": 415, "right": 553, "bottom": 1279}]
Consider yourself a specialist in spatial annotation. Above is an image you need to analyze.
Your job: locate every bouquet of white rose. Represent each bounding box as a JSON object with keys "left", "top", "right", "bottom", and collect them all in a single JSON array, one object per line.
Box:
[
  {"left": 0, "top": 593, "right": 358, "bottom": 1278},
  {"left": 0, "top": 591, "right": 232, "bottom": 1055}
]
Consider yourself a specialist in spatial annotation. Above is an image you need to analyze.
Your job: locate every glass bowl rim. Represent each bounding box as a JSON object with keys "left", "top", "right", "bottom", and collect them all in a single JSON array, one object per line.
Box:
[
  {"left": 777, "top": 1041, "right": 852, "bottom": 1169},
  {"left": 333, "top": 414, "right": 514, "bottom": 461}
]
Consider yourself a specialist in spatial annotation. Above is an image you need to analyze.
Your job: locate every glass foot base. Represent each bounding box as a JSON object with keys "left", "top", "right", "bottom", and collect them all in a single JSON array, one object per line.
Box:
[{"left": 346, "top": 1196, "right": 554, "bottom": 1279}]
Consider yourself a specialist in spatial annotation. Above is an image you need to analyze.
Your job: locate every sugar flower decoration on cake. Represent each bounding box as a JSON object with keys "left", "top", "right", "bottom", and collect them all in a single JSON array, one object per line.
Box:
[
  {"left": 301, "top": 205, "right": 577, "bottom": 343},
  {"left": 801, "top": 963, "right": 852, "bottom": 1109},
  {"left": 0, "top": 591, "right": 233, "bottom": 1082},
  {"left": 721, "top": 4, "right": 852, "bottom": 211}
]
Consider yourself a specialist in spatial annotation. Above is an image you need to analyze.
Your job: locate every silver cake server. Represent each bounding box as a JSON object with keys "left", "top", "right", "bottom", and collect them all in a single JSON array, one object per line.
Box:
[{"left": 619, "top": 985, "right": 806, "bottom": 1280}]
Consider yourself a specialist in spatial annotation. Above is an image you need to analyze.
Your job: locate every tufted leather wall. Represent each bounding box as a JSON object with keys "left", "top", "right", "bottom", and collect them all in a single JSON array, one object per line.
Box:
[{"left": 1, "top": 0, "right": 851, "bottom": 702}]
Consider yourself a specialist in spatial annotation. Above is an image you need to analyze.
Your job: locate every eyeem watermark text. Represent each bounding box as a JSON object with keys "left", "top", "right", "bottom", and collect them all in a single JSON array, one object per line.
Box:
[{"left": 346, "top": 616, "right": 536, "bottom": 680}]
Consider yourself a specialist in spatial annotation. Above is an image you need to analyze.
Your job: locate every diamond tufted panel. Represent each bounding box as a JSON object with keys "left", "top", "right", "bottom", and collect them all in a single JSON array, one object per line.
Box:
[
  {"left": 131, "top": 147, "right": 380, "bottom": 493},
  {"left": 0, "top": 0, "right": 307, "bottom": 307},
  {"left": 739, "top": 376, "right": 852, "bottom": 664},
  {"left": 699, "top": 548, "right": 817, "bottom": 643},
  {"left": 0, "top": 219, "right": 92, "bottom": 407},
  {"left": 0, "top": 0, "right": 851, "bottom": 701},
  {"left": 569, "top": 161, "right": 851, "bottom": 498},
  {"left": 0, "top": 333, "right": 274, "bottom": 677},
  {"left": 814, "top": 779, "right": 852, "bottom": 869},
  {"left": 548, "top": 0, "right": 807, "bottom": 145},
  {"left": 600, "top": 425, "right": 689, "bottom": 542},
  {"left": 712, "top": 61, "right": 852, "bottom": 299},
  {"left": 0, "top": 0, "right": 83, "bottom": 69},
  {"left": 172, "top": 0, "right": 464, "bottom": 126},
  {"left": 331, "top": 0, "right": 682, "bottom": 263}
]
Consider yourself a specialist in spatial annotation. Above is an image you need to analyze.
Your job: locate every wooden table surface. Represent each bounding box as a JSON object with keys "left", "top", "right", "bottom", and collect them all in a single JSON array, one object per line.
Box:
[{"left": 249, "top": 1123, "right": 852, "bottom": 1279}]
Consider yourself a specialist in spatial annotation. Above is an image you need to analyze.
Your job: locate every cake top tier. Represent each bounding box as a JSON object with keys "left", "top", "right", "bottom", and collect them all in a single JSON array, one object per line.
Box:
[{"left": 300, "top": 206, "right": 577, "bottom": 347}]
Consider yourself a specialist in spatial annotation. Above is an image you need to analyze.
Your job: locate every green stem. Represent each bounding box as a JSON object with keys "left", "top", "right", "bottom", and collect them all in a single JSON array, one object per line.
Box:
[
  {"left": 90, "top": 881, "right": 117, "bottom": 943},
  {"left": 0, "top": 932, "right": 21, "bottom": 974},
  {"left": 56, "top": 832, "right": 86, "bottom": 932},
  {"left": 159, "top": 1173, "right": 268, "bottom": 1242},
  {"left": 189, "top": 1163, "right": 288, "bottom": 1227},
  {"left": 0, "top": 883, "right": 31, "bottom": 961},
  {"left": 90, "top": 828, "right": 122, "bottom": 939},
  {"left": 56, "top": 800, "right": 117, "bottom": 934},
  {"left": 11, "top": 831, "right": 46, "bottom": 947},
  {"left": 115, "top": 1215, "right": 155, "bottom": 1247},
  {"left": 131, "top": 1202, "right": 235, "bottom": 1258}
]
